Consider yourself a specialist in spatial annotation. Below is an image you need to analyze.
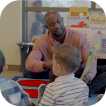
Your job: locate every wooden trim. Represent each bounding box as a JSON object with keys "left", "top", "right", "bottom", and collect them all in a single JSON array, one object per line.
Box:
[
  {"left": 8, "top": 65, "right": 21, "bottom": 72},
  {"left": 26, "top": 6, "right": 104, "bottom": 13},
  {"left": 26, "top": 6, "right": 69, "bottom": 12}
]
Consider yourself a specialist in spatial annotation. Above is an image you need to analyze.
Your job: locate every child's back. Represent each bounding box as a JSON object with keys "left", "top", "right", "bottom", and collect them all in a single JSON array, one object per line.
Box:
[
  {"left": 39, "top": 45, "right": 89, "bottom": 106},
  {"left": 0, "top": 50, "right": 31, "bottom": 106},
  {"left": 39, "top": 73, "right": 88, "bottom": 106}
]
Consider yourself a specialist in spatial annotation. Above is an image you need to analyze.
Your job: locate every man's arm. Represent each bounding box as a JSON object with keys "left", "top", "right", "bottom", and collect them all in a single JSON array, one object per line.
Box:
[
  {"left": 72, "top": 31, "right": 89, "bottom": 64},
  {"left": 25, "top": 38, "right": 52, "bottom": 72},
  {"left": 80, "top": 33, "right": 89, "bottom": 64},
  {"left": 73, "top": 32, "right": 89, "bottom": 78},
  {"left": 25, "top": 47, "right": 44, "bottom": 72}
]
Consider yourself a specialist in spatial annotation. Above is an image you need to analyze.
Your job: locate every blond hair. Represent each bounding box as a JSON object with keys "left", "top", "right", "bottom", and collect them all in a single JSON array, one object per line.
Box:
[{"left": 53, "top": 44, "right": 81, "bottom": 72}]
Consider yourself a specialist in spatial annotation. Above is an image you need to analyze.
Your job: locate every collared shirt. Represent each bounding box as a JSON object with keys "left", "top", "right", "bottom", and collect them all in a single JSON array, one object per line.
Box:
[
  {"left": 0, "top": 77, "right": 31, "bottom": 106},
  {"left": 26, "top": 28, "right": 89, "bottom": 72},
  {"left": 39, "top": 73, "right": 89, "bottom": 106}
]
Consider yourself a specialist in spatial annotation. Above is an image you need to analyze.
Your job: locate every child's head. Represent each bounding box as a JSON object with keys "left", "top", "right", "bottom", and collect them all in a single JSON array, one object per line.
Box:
[
  {"left": 52, "top": 44, "right": 81, "bottom": 76},
  {"left": 0, "top": 50, "right": 5, "bottom": 74}
]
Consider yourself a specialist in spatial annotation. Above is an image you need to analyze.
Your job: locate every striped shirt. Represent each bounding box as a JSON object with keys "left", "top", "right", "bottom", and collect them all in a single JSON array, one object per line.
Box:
[{"left": 39, "top": 73, "right": 89, "bottom": 106}]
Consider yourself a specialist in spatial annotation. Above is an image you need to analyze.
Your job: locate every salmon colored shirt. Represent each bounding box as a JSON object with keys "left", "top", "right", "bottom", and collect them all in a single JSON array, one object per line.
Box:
[{"left": 26, "top": 28, "right": 89, "bottom": 72}]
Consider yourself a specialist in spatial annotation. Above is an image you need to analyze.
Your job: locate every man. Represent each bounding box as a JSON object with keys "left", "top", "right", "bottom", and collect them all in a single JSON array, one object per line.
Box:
[{"left": 25, "top": 11, "right": 89, "bottom": 79}]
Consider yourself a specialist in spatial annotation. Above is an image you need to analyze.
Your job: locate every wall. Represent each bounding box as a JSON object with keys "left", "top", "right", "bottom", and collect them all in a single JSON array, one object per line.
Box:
[{"left": 0, "top": 1, "right": 22, "bottom": 66}]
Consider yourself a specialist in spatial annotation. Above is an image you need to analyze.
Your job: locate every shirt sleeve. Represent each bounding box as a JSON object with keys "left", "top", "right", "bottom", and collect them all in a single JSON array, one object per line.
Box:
[
  {"left": 39, "top": 84, "right": 54, "bottom": 106},
  {"left": 81, "top": 52, "right": 97, "bottom": 83},
  {"left": 1, "top": 80, "right": 31, "bottom": 106},
  {"left": 80, "top": 33, "right": 89, "bottom": 64},
  {"left": 25, "top": 38, "right": 45, "bottom": 72}
]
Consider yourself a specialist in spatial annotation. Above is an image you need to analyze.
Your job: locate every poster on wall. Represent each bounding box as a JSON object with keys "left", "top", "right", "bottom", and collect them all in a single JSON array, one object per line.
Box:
[
  {"left": 89, "top": 15, "right": 106, "bottom": 29},
  {"left": 69, "top": 7, "right": 89, "bottom": 28}
]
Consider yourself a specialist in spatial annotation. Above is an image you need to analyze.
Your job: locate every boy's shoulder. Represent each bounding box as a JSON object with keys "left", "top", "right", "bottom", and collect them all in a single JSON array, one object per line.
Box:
[
  {"left": 46, "top": 81, "right": 55, "bottom": 88},
  {"left": 0, "top": 77, "right": 30, "bottom": 105},
  {"left": 73, "top": 77, "right": 88, "bottom": 88},
  {"left": 0, "top": 77, "right": 9, "bottom": 90},
  {"left": 0, "top": 77, "right": 21, "bottom": 92},
  {"left": 45, "top": 80, "right": 59, "bottom": 90}
]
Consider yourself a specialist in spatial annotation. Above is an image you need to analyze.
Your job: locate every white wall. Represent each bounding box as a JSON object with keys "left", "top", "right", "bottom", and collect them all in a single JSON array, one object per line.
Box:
[{"left": 0, "top": 1, "right": 22, "bottom": 65}]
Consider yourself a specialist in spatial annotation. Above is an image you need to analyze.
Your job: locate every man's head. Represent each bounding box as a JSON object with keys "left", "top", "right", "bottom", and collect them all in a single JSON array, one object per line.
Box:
[
  {"left": 52, "top": 44, "right": 81, "bottom": 76},
  {"left": 0, "top": 50, "right": 5, "bottom": 74},
  {"left": 44, "top": 11, "right": 66, "bottom": 42}
]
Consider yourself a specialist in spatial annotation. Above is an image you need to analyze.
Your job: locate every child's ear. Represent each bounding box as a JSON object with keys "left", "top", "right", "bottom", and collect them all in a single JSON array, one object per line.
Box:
[{"left": 3, "top": 65, "right": 8, "bottom": 71}]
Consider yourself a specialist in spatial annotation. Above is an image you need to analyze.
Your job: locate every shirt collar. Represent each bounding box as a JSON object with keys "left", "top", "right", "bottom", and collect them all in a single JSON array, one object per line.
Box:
[{"left": 55, "top": 73, "right": 75, "bottom": 82}]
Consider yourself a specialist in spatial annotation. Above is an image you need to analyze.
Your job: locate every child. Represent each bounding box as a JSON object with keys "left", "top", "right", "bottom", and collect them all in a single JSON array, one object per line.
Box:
[
  {"left": 39, "top": 44, "right": 89, "bottom": 106},
  {"left": 0, "top": 50, "right": 32, "bottom": 105}
]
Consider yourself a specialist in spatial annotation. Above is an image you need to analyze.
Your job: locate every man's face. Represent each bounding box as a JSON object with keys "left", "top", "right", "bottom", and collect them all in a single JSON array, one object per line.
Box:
[{"left": 46, "top": 14, "right": 65, "bottom": 41}]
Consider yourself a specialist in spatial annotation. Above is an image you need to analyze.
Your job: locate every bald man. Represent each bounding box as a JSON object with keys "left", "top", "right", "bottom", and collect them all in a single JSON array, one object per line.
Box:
[{"left": 25, "top": 11, "right": 89, "bottom": 79}]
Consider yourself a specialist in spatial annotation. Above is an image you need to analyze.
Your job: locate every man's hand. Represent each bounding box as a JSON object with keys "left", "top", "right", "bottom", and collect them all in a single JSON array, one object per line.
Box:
[{"left": 43, "top": 60, "right": 52, "bottom": 70}]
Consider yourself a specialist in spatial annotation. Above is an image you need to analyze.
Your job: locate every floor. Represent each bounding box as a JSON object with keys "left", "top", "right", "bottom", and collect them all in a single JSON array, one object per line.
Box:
[
  {"left": 0, "top": 70, "right": 102, "bottom": 106},
  {"left": 1, "top": 70, "right": 22, "bottom": 79}
]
